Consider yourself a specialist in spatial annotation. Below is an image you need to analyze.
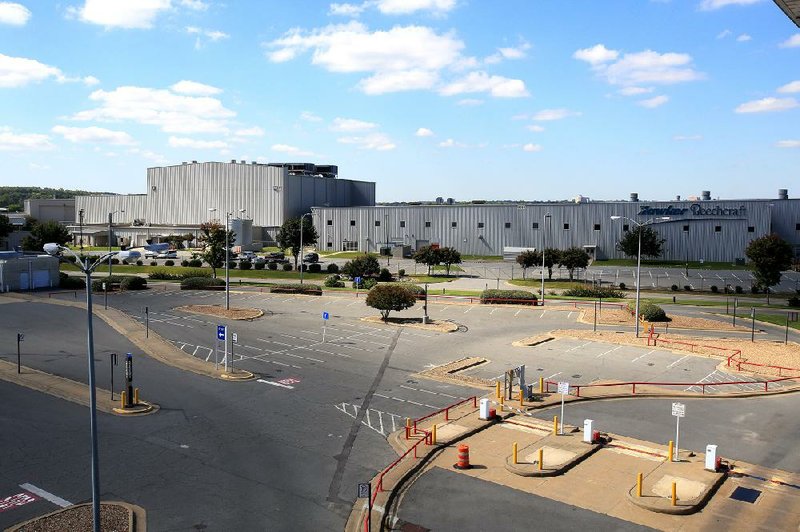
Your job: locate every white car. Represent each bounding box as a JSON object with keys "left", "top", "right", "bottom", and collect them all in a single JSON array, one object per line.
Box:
[
  {"left": 156, "top": 251, "right": 178, "bottom": 259},
  {"left": 143, "top": 249, "right": 159, "bottom": 258}
]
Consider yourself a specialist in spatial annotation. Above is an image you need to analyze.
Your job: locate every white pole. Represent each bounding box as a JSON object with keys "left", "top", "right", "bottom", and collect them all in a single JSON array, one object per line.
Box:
[
  {"left": 635, "top": 223, "right": 642, "bottom": 338},
  {"left": 560, "top": 392, "right": 565, "bottom": 435},
  {"left": 674, "top": 415, "right": 680, "bottom": 461},
  {"left": 224, "top": 326, "right": 228, "bottom": 372},
  {"left": 215, "top": 338, "right": 219, "bottom": 370},
  {"left": 322, "top": 323, "right": 326, "bottom": 343}
]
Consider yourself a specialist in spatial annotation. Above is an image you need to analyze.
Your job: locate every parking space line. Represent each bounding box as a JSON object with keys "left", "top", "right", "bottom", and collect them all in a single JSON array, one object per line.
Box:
[
  {"left": 19, "top": 483, "right": 72, "bottom": 508},
  {"left": 631, "top": 349, "right": 656, "bottom": 363},
  {"left": 667, "top": 355, "right": 690, "bottom": 368},
  {"left": 596, "top": 345, "right": 623, "bottom": 358},
  {"left": 545, "top": 372, "right": 561, "bottom": 379}
]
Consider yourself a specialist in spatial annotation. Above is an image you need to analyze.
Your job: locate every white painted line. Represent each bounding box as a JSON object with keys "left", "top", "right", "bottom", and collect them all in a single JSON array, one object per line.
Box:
[
  {"left": 391, "top": 397, "right": 405, "bottom": 402},
  {"left": 407, "top": 400, "right": 423, "bottom": 406},
  {"left": 667, "top": 355, "right": 690, "bottom": 368},
  {"left": 424, "top": 404, "right": 438, "bottom": 409},
  {"left": 514, "top": 310, "right": 522, "bottom": 317},
  {"left": 631, "top": 349, "right": 656, "bottom": 362},
  {"left": 490, "top": 308, "right": 498, "bottom": 315},
  {"left": 378, "top": 411, "right": 384, "bottom": 435},
  {"left": 19, "top": 484, "right": 72, "bottom": 508},
  {"left": 273, "top": 361, "right": 290, "bottom": 367},
  {"left": 374, "top": 393, "right": 389, "bottom": 399},
  {"left": 306, "top": 356, "right": 325, "bottom": 363},
  {"left": 399, "top": 385, "right": 418, "bottom": 391},
  {"left": 418, "top": 388, "right": 438, "bottom": 395},
  {"left": 596, "top": 345, "right": 623, "bottom": 358},
  {"left": 539, "top": 311, "right": 546, "bottom": 318},
  {"left": 439, "top": 393, "right": 456, "bottom": 399},
  {"left": 567, "top": 312, "right": 574, "bottom": 319},
  {"left": 545, "top": 372, "right": 561, "bottom": 379},
  {"left": 257, "top": 379, "right": 294, "bottom": 389}
]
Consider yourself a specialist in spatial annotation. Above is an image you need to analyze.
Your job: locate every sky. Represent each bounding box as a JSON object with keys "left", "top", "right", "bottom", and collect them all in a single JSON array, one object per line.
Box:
[{"left": 1, "top": 0, "right": 799, "bottom": 203}]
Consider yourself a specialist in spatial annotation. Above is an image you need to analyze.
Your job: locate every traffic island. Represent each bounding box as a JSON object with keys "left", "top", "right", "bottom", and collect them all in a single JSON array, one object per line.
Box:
[
  {"left": 627, "top": 455, "right": 726, "bottom": 515},
  {"left": 505, "top": 429, "right": 605, "bottom": 477},
  {"left": 112, "top": 400, "right": 158, "bottom": 416},
  {"left": 175, "top": 304, "right": 264, "bottom": 320},
  {"left": 361, "top": 316, "right": 459, "bottom": 332},
  {"left": 7, "top": 501, "right": 146, "bottom": 531},
  {"left": 220, "top": 368, "right": 257, "bottom": 381}
]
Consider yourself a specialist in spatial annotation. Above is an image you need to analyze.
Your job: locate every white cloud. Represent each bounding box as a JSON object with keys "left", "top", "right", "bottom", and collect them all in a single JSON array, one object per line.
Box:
[
  {"left": 0, "top": 127, "right": 54, "bottom": 151},
  {"left": 0, "top": 53, "right": 62, "bottom": 87},
  {"left": 70, "top": 85, "right": 236, "bottom": 134},
  {"left": 129, "top": 147, "right": 167, "bottom": 163},
  {"left": 439, "top": 71, "right": 528, "bottom": 98},
  {"left": 180, "top": 0, "right": 207, "bottom": 10},
  {"left": 415, "top": 127, "right": 433, "bottom": 137},
  {"left": 699, "top": 0, "right": 763, "bottom": 10},
  {"left": 0, "top": 2, "right": 31, "bottom": 25},
  {"left": 168, "top": 136, "right": 229, "bottom": 149},
  {"left": 573, "top": 44, "right": 619, "bottom": 65},
  {"left": 271, "top": 143, "right": 316, "bottom": 157},
  {"left": 331, "top": 117, "right": 378, "bottom": 132},
  {"left": 776, "top": 140, "right": 800, "bottom": 148},
  {"left": 736, "top": 34, "right": 752, "bottom": 42},
  {"left": 29, "top": 162, "right": 51, "bottom": 170},
  {"left": 52, "top": 125, "right": 136, "bottom": 145},
  {"left": 532, "top": 108, "right": 581, "bottom": 121},
  {"left": 338, "top": 132, "right": 396, "bottom": 150},
  {"left": 358, "top": 69, "right": 439, "bottom": 94},
  {"left": 438, "top": 138, "right": 466, "bottom": 148},
  {"left": 329, "top": 2, "right": 365, "bottom": 16},
  {"left": 186, "top": 26, "right": 229, "bottom": 49},
  {"left": 716, "top": 29, "right": 732, "bottom": 39},
  {"left": 735, "top": 97, "right": 798, "bottom": 113},
  {"left": 170, "top": 80, "right": 223, "bottom": 95},
  {"left": 69, "top": 0, "right": 171, "bottom": 29},
  {"left": 457, "top": 98, "right": 483, "bottom": 106},
  {"left": 674, "top": 134, "right": 703, "bottom": 141},
  {"left": 637, "top": 95, "right": 669, "bottom": 108},
  {"left": 485, "top": 41, "right": 531, "bottom": 64},
  {"left": 777, "top": 80, "right": 800, "bottom": 93},
  {"left": 82, "top": 75, "right": 100, "bottom": 86},
  {"left": 522, "top": 143, "right": 542, "bottom": 152},
  {"left": 618, "top": 86, "right": 653, "bottom": 96},
  {"left": 375, "top": 0, "right": 456, "bottom": 15},
  {"left": 526, "top": 124, "right": 545, "bottom": 132},
  {"left": 780, "top": 35, "right": 800, "bottom": 48},
  {"left": 600, "top": 50, "right": 703, "bottom": 86},
  {"left": 300, "top": 111, "right": 323, "bottom": 122},
  {"left": 234, "top": 126, "right": 264, "bottom": 137}
]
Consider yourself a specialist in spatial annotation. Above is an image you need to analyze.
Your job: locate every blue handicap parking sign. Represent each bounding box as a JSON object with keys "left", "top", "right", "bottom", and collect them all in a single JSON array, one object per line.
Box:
[
  {"left": 354, "top": 276, "right": 362, "bottom": 286},
  {"left": 323, "top": 311, "right": 329, "bottom": 320},
  {"left": 217, "top": 325, "right": 226, "bottom": 341}
]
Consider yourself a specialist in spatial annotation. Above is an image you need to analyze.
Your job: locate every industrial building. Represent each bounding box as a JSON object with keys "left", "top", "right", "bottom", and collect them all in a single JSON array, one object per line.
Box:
[
  {"left": 312, "top": 190, "right": 800, "bottom": 263},
  {"left": 71, "top": 161, "right": 375, "bottom": 249},
  {"left": 0, "top": 252, "right": 60, "bottom": 292}
]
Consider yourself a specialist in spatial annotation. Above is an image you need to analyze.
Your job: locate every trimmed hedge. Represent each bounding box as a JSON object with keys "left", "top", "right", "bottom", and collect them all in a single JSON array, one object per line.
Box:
[
  {"left": 188, "top": 259, "right": 202, "bottom": 267},
  {"left": 480, "top": 289, "right": 538, "bottom": 306},
  {"left": 58, "top": 272, "right": 86, "bottom": 289},
  {"left": 120, "top": 276, "right": 147, "bottom": 290},
  {"left": 352, "top": 278, "right": 377, "bottom": 290},
  {"left": 180, "top": 276, "right": 226, "bottom": 290},
  {"left": 628, "top": 301, "right": 668, "bottom": 322},
  {"left": 268, "top": 262, "right": 278, "bottom": 270},
  {"left": 562, "top": 287, "right": 625, "bottom": 299},
  {"left": 254, "top": 261, "right": 265, "bottom": 270},
  {"left": 149, "top": 268, "right": 211, "bottom": 281},
  {"left": 180, "top": 259, "right": 189, "bottom": 267},
  {"left": 788, "top": 296, "right": 800, "bottom": 308},
  {"left": 270, "top": 283, "right": 322, "bottom": 295},
  {"left": 377, "top": 268, "right": 393, "bottom": 282},
  {"left": 91, "top": 275, "right": 145, "bottom": 291},
  {"left": 309, "top": 263, "right": 322, "bottom": 273},
  {"left": 239, "top": 260, "right": 252, "bottom": 270},
  {"left": 164, "top": 260, "right": 175, "bottom": 266},
  {"left": 324, "top": 274, "right": 345, "bottom": 288},
  {"left": 326, "top": 263, "right": 340, "bottom": 274},
  {"left": 282, "top": 263, "right": 293, "bottom": 271}
]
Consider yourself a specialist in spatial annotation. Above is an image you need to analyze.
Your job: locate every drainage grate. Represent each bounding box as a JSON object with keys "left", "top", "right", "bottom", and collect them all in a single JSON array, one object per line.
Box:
[{"left": 730, "top": 486, "right": 761, "bottom": 503}]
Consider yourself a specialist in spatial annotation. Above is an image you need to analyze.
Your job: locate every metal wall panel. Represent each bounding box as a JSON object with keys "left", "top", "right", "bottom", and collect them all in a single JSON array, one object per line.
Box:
[{"left": 75, "top": 195, "right": 147, "bottom": 224}]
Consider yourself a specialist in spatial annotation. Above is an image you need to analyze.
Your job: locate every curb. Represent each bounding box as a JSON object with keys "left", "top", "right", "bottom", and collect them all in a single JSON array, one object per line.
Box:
[
  {"left": 504, "top": 437, "right": 605, "bottom": 477},
  {"left": 220, "top": 370, "right": 257, "bottom": 381},
  {"left": 112, "top": 401, "right": 159, "bottom": 416},
  {"left": 5, "top": 501, "right": 146, "bottom": 532},
  {"left": 625, "top": 467, "right": 727, "bottom": 515}
]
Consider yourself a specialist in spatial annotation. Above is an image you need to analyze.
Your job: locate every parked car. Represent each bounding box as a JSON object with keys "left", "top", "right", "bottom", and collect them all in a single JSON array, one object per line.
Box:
[
  {"left": 239, "top": 251, "right": 257, "bottom": 261},
  {"left": 302, "top": 252, "right": 319, "bottom": 263},
  {"left": 143, "top": 250, "right": 159, "bottom": 258},
  {"left": 265, "top": 251, "right": 288, "bottom": 263},
  {"left": 156, "top": 251, "right": 178, "bottom": 259}
]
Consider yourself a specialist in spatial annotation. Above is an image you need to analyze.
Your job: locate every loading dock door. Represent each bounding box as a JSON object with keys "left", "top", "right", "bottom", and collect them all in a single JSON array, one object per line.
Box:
[
  {"left": 19, "top": 272, "right": 29, "bottom": 290},
  {"left": 415, "top": 239, "right": 429, "bottom": 251},
  {"left": 33, "top": 270, "right": 49, "bottom": 288}
]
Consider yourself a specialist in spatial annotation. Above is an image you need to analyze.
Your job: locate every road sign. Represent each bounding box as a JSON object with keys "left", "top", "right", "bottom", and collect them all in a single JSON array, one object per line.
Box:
[
  {"left": 322, "top": 311, "right": 329, "bottom": 320},
  {"left": 217, "top": 325, "right": 226, "bottom": 341},
  {"left": 17, "top": 333, "right": 23, "bottom": 342},
  {"left": 357, "top": 482, "right": 370, "bottom": 498},
  {"left": 354, "top": 276, "right": 362, "bottom": 285},
  {"left": 672, "top": 402, "right": 685, "bottom": 417},
  {"left": 557, "top": 381, "right": 570, "bottom": 395},
  {"left": 232, "top": 332, "right": 238, "bottom": 343}
]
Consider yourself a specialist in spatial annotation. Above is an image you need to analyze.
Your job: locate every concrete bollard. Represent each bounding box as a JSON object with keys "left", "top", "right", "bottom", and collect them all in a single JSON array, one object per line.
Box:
[
  {"left": 513, "top": 442, "right": 518, "bottom": 464},
  {"left": 637, "top": 473, "right": 643, "bottom": 497},
  {"left": 538, "top": 448, "right": 543, "bottom": 471},
  {"left": 671, "top": 482, "right": 677, "bottom": 506}
]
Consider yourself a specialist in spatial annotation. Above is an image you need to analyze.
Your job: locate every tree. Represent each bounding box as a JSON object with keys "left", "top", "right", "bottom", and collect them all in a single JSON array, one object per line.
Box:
[
  {"left": 438, "top": 246, "right": 462, "bottom": 276},
  {"left": 21, "top": 220, "right": 70, "bottom": 251},
  {"left": 543, "top": 248, "right": 561, "bottom": 280},
  {"left": 366, "top": 284, "right": 417, "bottom": 321},
  {"left": 558, "top": 247, "right": 590, "bottom": 281},
  {"left": 276, "top": 217, "right": 319, "bottom": 267},
  {"left": 746, "top": 234, "right": 793, "bottom": 297},
  {"left": 617, "top": 226, "right": 665, "bottom": 259},
  {"left": 516, "top": 250, "right": 541, "bottom": 279},
  {"left": 0, "top": 214, "right": 12, "bottom": 240},
  {"left": 341, "top": 254, "right": 380, "bottom": 279},
  {"left": 198, "top": 222, "right": 236, "bottom": 278},
  {"left": 413, "top": 245, "right": 440, "bottom": 275}
]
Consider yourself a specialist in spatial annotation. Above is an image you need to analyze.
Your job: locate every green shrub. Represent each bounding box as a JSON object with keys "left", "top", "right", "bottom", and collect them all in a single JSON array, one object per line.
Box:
[
  {"left": 65, "top": 255, "right": 77, "bottom": 263},
  {"left": 619, "top": 282, "right": 626, "bottom": 290},
  {"left": 164, "top": 260, "right": 175, "bottom": 266},
  {"left": 735, "top": 285, "right": 743, "bottom": 294},
  {"left": 254, "top": 261, "right": 265, "bottom": 270},
  {"left": 188, "top": 259, "right": 202, "bottom": 267},
  {"left": 788, "top": 296, "right": 800, "bottom": 308},
  {"left": 326, "top": 263, "right": 340, "bottom": 274},
  {"left": 58, "top": 272, "right": 85, "bottom": 289},
  {"left": 180, "top": 276, "right": 226, "bottom": 290},
  {"left": 309, "top": 263, "right": 322, "bottom": 273},
  {"left": 684, "top": 285, "right": 692, "bottom": 291},
  {"left": 353, "top": 278, "right": 377, "bottom": 290},
  {"left": 628, "top": 301, "right": 668, "bottom": 322},
  {"left": 299, "top": 264, "right": 307, "bottom": 272},
  {"left": 228, "top": 261, "right": 237, "bottom": 269},
  {"left": 110, "top": 258, "right": 120, "bottom": 265},
  {"left": 149, "top": 267, "right": 210, "bottom": 281},
  {"left": 324, "top": 274, "right": 345, "bottom": 288},
  {"left": 120, "top": 276, "right": 147, "bottom": 290},
  {"left": 398, "top": 268, "right": 406, "bottom": 277},
  {"left": 710, "top": 285, "right": 718, "bottom": 293},
  {"left": 671, "top": 284, "right": 679, "bottom": 291},
  {"left": 366, "top": 284, "right": 417, "bottom": 320},
  {"left": 239, "top": 260, "right": 252, "bottom": 270},
  {"left": 480, "top": 289, "right": 538, "bottom": 306},
  {"left": 121, "top": 259, "right": 129, "bottom": 265},
  {"left": 268, "top": 262, "right": 278, "bottom": 270},
  {"left": 270, "top": 283, "right": 322, "bottom": 295},
  {"left": 382, "top": 282, "right": 425, "bottom": 296},
  {"left": 180, "top": 259, "right": 189, "bottom": 267},
  {"left": 750, "top": 285, "right": 760, "bottom": 294},
  {"left": 282, "top": 263, "right": 293, "bottom": 271},
  {"left": 562, "top": 287, "right": 625, "bottom": 299},
  {"left": 149, "top": 261, "right": 157, "bottom": 267},
  {"left": 90, "top": 275, "right": 142, "bottom": 291},
  {"left": 377, "top": 268, "right": 393, "bottom": 282}
]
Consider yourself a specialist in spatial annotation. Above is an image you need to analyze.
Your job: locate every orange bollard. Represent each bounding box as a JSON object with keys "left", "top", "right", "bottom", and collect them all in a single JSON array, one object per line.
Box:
[
  {"left": 637, "top": 473, "right": 643, "bottom": 497},
  {"left": 432, "top": 424, "right": 437, "bottom": 445},
  {"left": 120, "top": 391, "right": 126, "bottom": 409},
  {"left": 519, "top": 389, "right": 524, "bottom": 408},
  {"left": 513, "top": 442, "right": 518, "bottom": 464},
  {"left": 538, "top": 448, "right": 543, "bottom": 471},
  {"left": 454, "top": 444, "right": 471, "bottom": 469},
  {"left": 495, "top": 381, "right": 501, "bottom": 398},
  {"left": 134, "top": 387, "right": 140, "bottom": 404},
  {"left": 671, "top": 482, "right": 677, "bottom": 506}
]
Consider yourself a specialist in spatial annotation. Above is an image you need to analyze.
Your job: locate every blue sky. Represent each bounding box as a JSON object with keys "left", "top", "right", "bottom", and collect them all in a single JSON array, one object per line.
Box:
[{"left": 1, "top": 0, "right": 799, "bottom": 202}]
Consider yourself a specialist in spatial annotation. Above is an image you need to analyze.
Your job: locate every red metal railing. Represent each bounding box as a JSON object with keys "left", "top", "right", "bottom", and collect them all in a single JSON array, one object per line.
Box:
[{"left": 543, "top": 375, "right": 799, "bottom": 396}]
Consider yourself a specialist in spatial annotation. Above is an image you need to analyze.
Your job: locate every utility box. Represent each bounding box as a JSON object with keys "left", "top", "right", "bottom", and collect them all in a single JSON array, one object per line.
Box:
[
  {"left": 705, "top": 444, "right": 718, "bottom": 471},
  {"left": 583, "top": 419, "right": 594, "bottom": 443},
  {"left": 479, "top": 398, "right": 491, "bottom": 420}
]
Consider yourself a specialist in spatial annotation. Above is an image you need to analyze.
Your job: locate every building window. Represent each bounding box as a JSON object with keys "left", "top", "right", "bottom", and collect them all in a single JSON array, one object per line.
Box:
[
  {"left": 400, "top": 220, "right": 405, "bottom": 228},
  {"left": 532, "top": 222, "right": 539, "bottom": 229},
  {"left": 342, "top": 241, "right": 358, "bottom": 251},
  {"left": 715, "top": 226, "right": 722, "bottom": 233},
  {"left": 375, "top": 220, "right": 381, "bottom": 227},
  {"left": 563, "top": 223, "right": 570, "bottom": 230},
  {"left": 350, "top": 220, "right": 356, "bottom": 226},
  {"left": 623, "top": 224, "right": 629, "bottom": 232},
  {"left": 593, "top": 223, "right": 601, "bottom": 231},
  {"left": 451, "top": 221, "right": 457, "bottom": 228},
  {"left": 504, "top": 222, "right": 511, "bottom": 229},
  {"left": 327, "top": 220, "right": 332, "bottom": 226},
  {"left": 683, "top": 225, "right": 689, "bottom": 232},
  {"left": 796, "top": 223, "right": 800, "bottom": 230},
  {"left": 425, "top": 221, "right": 431, "bottom": 228},
  {"left": 327, "top": 242, "right": 333, "bottom": 248},
  {"left": 747, "top": 226, "right": 755, "bottom": 233},
  {"left": 478, "top": 222, "right": 484, "bottom": 229}
]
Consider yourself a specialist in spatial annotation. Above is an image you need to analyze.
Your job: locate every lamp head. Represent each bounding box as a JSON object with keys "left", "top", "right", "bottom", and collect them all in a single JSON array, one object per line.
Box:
[
  {"left": 43, "top": 243, "right": 61, "bottom": 256},
  {"left": 610, "top": 215, "right": 621, "bottom": 221},
  {"left": 659, "top": 216, "right": 670, "bottom": 221}
]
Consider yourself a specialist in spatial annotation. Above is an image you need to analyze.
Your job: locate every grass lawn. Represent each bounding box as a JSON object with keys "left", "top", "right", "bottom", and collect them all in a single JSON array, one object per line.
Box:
[
  {"left": 60, "top": 263, "right": 330, "bottom": 281},
  {"left": 594, "top": 259, "right": 750, "bottom": 270},
  {"left": 508, "top": 279, "right": 586, "bottom": 290},
  {"left": 460, "top": 255, "right": 504, "bottom": 262},
  {"left": 66, "top": 245, "right": 122, "bottom": 252},
  {"left": 727, "top": 312, "right": 800, "bottom": 330},
  {"left": 316, "top": 251, "right": 381, "bottom": 259},
  {"left": 431, "top": 264, "right": 464, "bottom": 273},
  {"left": 406, "top": 275, "right": 456, "bottom": 284}
]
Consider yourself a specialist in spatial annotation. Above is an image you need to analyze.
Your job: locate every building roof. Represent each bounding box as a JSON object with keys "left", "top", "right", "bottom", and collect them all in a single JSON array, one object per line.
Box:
[{"left": 774, "top": 0, "right": 800, "bottom": 27}]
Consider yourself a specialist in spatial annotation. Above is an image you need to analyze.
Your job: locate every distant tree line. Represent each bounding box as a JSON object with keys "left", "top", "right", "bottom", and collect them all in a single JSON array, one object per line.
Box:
[{"left": 0, "top": 186, "right": 107, "bottom": 212}]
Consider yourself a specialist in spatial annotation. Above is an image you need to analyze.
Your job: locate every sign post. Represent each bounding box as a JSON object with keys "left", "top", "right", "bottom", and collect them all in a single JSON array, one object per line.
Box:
[
  {"left": 109, "top": 352, "right": 117, "bottom": 399},
  {"left": 125, "top": 353, "right": 134, "bottom": 408},
  {"left": 322, "top": 311, "right": 329, "bottom": 343},
  {"left": 671, "top": 402, "right": 685, "bottom": 462},
  {"left": 145, "top": 306, "right": 149, "bottom": 338},
  {"left": 358, "top": 482, "right": 371, "bottom": 531},
  {"left": 216, "top": 325, "right": 226, "bottom": 371},
  {"left": 16, "top": 333, "right": 24, "bottom": 374},
  {"left": 557, "top": 381, "right": 569, "bottom": 435},
  {"left": 103, "top": 282, "right": 108, "bottom": 310},
  {"left": 354, "top": 276, "right": 362, "bottom": 298},
  {"left": 751, "top": 307, "right": 755, "bottom": 342},
  {"left": 231, "top": 332, "right": 237, "bottom": 371}
]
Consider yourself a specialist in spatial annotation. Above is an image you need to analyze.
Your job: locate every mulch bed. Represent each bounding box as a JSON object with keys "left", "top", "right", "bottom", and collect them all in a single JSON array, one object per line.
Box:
[{"left": 175, "top": 305, "right": 264, "bottom": 320}]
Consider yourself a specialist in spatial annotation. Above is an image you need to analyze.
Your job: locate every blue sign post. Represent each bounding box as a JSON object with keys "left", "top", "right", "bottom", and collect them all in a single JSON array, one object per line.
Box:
[
  {"left": 216, "top": 325, "right": 227, "bottom": 371},
  {"left": 354, "top": 276, "right": 362, "bottom": 297},
  {"left": 217, "top": 325, "right": 226, "bottom": 341},
  {"left": 322, "top": 311, "right": 329, "bottom": 320},
  {"left": 322, "top": 311, "right": 329, "bottom": 343}
]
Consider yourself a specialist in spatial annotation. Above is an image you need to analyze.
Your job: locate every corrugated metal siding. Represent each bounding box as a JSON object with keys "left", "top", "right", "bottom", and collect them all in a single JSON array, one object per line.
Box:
[{"left": 75, "top": 195, "right": 147, "bottom": 224}]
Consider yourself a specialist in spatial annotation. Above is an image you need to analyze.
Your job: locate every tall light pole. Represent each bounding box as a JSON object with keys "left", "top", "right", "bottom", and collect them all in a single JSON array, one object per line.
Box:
[
  {"left": 43, "top": 243, "right": 140, "bottom": 532},
  {"left": 299, "top": 211, "right": 312, "bottom": 285},
  {"left": 79, "top": 208, "right": 84, "bottom": 255},
  {"left": 610, "top": 215, "right": 669, "bottom": 337},
  {"left": 541, "top": 213, "right": 551, "bottom": 306},
  {"left": 107, "top": 209, "right": 124, "bottom": 277}
]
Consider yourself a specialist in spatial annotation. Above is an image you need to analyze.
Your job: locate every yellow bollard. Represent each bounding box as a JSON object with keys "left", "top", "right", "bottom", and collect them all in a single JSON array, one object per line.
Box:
[
  {"left": 668, "top": 440, "right": 674, "bottom": 462},
  {"left": 553, "top": 415, "right": 558, "bottom": 435},
  {"left": 405, "top": 418, "right": 411, "bottom": 440},
  {"left": 432, "top": 424, "right": 437, "bottom": 445},
  {"left": 120, "top": 391, "right": 126, "bottom": 408},
  {"left": 538, "top": 448, "right": 543, "bottom": 471},
  {"left": 134, "top": 387, "right": 139, "bottom": 404},
  {"left": 513, "top": 442, "right": 518, "bottom": 464},
  {"left": 539, "top": 376, "right": 544, "bottom": 394},
  {"left": 496, "top": 381, "right": 501, "bottom": 398},
  {"left": 519, "top": 389, "right": 524, "bottom": 408},
  {"left": 671, "top": 482, "right": 677, "bottom": 506},
  {"left": 637, "top": 473, "right": 643, "bottom": 497}
]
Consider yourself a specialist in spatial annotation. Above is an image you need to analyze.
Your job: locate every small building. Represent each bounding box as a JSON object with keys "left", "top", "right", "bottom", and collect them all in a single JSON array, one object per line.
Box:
[{"left": 0, "top": 252, "right": 61, "bottom": 292}]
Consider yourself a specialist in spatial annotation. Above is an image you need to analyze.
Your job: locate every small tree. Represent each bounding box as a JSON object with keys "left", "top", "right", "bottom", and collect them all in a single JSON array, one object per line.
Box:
[
  {"left": 617, "top": 226, "right": 665, "bottom": 259},
  {"left": 438, "top": 246, "right": 462, "bottom": 276},
  {"left": 746, "top": 234, "right": 793, "bottom": 299},
  {"left": 543, "top": 248, "right": 561, "bottom": 280},
  {"left": 276, "top": 217, "right": 319, "bottom": 268},
  {"left": 366, "top": 284, "right": 417, "bottom": 321},
  {"left": 22, "top": 220, "right": 71, "bottom": 251},
  {"left": 0, "top": 214, "right": 12, "bottom": 240},
  {"left": 341, "top": 254, "right": 380, "bottom": 279},
  {"left": 516, "top": 250, "right": 541, "bottom": 279},
  {"left": 413, "top": 245, "right": 440, "bottom": 275},
  {"left": 558, "top": 247, "right": 590, "bottom": 281},
  {"left": 198, "top": 222, "right": 236, "bottom": 278}
]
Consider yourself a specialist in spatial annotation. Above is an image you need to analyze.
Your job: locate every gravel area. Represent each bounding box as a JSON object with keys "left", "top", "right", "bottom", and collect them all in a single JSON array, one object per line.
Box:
[
  {"left": 418, "top": 356, "right": 493, "bottom": 388},
  {"left": 361, "top": 316, "right": 458, "bottom": 332},
  {"left": 176, "top": 304, "right": 264, "bottom": 320},
  {"left": 13, "top": 503, "right": 130, "bottom": 532},
  {"left": 579, "top": 307, "right": 749, "bottom": 331}
]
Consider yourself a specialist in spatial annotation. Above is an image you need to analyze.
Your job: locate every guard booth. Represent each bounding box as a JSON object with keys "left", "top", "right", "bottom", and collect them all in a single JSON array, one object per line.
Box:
[{"left": 0, "top": 253, "right": 60, "bottom": 292}]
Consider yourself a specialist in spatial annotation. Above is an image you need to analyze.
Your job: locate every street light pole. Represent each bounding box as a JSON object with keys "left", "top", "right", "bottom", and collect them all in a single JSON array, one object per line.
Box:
[
  {"left": 107, "top": 210, "right": 124, "bottom": 277},
  {"left": 299, "top": 212, "right": 312, "bottom": 285},
  {"left": 225, "top": 211, "right": 230, "bottom": 310},
  {"left": 541, "top": 213, "right": 550, "bottom": 306}
]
